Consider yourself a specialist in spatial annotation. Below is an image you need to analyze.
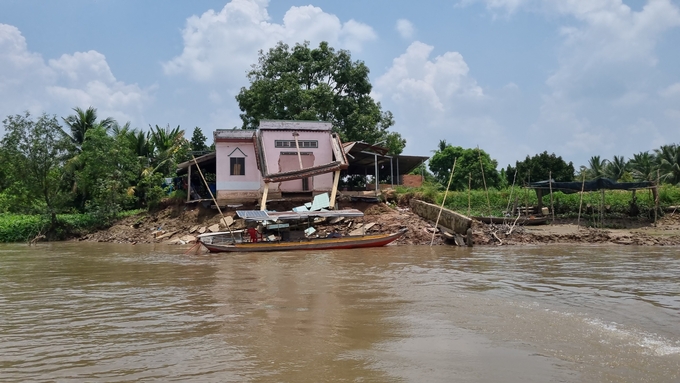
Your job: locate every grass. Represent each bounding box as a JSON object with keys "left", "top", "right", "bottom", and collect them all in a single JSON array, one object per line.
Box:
[{"left": 0, "top": 209, "right": 145, "bottom": 243}]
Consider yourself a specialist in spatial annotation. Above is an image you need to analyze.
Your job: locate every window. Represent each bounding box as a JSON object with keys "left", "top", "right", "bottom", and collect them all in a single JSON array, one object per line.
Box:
[
  {"left": 230, "top": 157, "right": 245, "bottom": 175},
  {"left": 275, "top": 140, "right": 318, "bottom": 148}
]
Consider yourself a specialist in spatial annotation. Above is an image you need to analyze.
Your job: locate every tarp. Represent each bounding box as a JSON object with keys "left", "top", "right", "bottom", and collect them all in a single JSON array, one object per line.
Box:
[{"left": 529, "top": 178, "right": 653, "bottom": 193}]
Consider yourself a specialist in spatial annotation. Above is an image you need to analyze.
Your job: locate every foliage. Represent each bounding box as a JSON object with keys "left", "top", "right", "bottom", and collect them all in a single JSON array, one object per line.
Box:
[
  {"left": 148, "top": 124, "right": 189, "bottom": 175},
  {"left": 236, "top": 41, "right": 405, "bottom": 155},
  {"left": 76, "top": 126, "right": 140, "bottom": 221},
  {"left": 587, "top": 155, "right": 609, "bottom": 179},
  {"left": 1, "top": 112, "right": 70, "bottom": 220},
  {"left": 655, "top": 144, "right": 680, "bottom": 185},
  {"left": 190, "top": 127, "right": 209, "bottom": 153},
  {"left": 506, "top": 151, "right": 575, "bottom": 185},
  {"left": 61, "top": 106, "right": 115, "bottom": 151},
  {"left": 603, "top": 155, "right": 629, "bottom": 181},
  {"left": 629, "top": 151, "right": 656, "bottom": 182},
  {"left": 428, "top": 143, "right": 500, "bottom": 191}
]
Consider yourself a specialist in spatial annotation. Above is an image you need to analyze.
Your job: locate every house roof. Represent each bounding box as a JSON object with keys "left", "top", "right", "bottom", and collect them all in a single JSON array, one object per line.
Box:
[
  {"left": 258, "top": 120, "right": 332, "bottom": 131},
  {"left": 177, "top": 152, "right": 216, "bottom": 171},
  {"left": 214, "top": 129, "right": 256, "bottom": 141},
  {"left": 342, "top": 141, "right": 429, "bottom": 175}
]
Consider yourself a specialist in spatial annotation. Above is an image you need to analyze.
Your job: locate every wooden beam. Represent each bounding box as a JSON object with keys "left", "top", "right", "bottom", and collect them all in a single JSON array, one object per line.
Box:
[
  {"left": 260, "top": 183, "right": 269, "bottom": 211},
  {"left": 329, "top": 170, "right": 341, "bottom": 210},
  {"left": 187, "top": 164, "right": 192, "bottom": 202}
]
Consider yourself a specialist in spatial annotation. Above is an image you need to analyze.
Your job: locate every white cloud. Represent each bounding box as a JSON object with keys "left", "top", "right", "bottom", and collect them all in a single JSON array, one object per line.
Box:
[
  {"left": 373, "top": 42, "right": 525, "bottom": 163},
  {"left": 163, "top": 0, "right": 377, "bottom": 83},
  {"left": 396, "top": 19, "right": 415, "bottom": 39},
  {"left": 660, "top": 82, "right": 680, "bottom": 98},
  {"left": 0, "top": 23, "right": 150, "bottom": 125}
]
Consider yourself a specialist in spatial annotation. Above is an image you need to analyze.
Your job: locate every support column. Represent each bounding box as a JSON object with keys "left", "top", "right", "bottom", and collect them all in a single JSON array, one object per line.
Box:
[
  {"left": 374, "top": 153, "right": 379, "bottom": 195},
  {"left": 329, "top": 170, "right": 341, "bottom": 210},
  {"left": 187, "top": 165, "right": 192, "bottom": 202},
  {"left": 260, "top": 183, "right": 269, "bottom": 211}
]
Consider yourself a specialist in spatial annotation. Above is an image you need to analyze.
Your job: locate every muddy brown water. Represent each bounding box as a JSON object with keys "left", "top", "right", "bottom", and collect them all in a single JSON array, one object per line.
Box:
[{"left": 1, "top": 243, "right": 678, "bottom": 382}]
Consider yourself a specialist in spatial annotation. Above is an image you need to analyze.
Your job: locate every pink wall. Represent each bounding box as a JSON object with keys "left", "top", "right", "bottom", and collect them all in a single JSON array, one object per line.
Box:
[
  {"left": 260, "top": 130, "right": 334, "bottom": 192},
  {"left": 215, "top": 141, "right": 262, "bottom": 193}
]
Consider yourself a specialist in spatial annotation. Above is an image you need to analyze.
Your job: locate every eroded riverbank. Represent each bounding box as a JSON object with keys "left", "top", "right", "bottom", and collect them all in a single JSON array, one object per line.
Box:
[{"left": 78, "top": 201, "right": 680, "bottom": 247}]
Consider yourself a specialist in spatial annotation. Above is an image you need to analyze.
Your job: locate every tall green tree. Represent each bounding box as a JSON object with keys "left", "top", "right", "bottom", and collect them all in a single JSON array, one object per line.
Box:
[
  {"left": 505, "top": 151, "right": 575, "bottom": 185},
  {"left": 76, "top": 126, "right": 140, "bottom": 220},
  {"left": 190, "top": 127, "right": 209, "bottom": 153},
  {"left": 629, "top": 151, "right": 656, "bottom": 182},
  {"left": 587, "top": 155, "right": 609, "bottom": 179},
  {"left": 236, "top": 41, "right": 405, "bottom": 154},
  {"left": 1, "top": 112, "right": 69, "bottom": 219},
  {"left": 61, "top": 106, "right": 115, "bottom": 151},
  {"left": 604, "top": 155, "right": 629, "bottom": 181},
  {"left": 654, "top": 144, "right": 680, "bottom": 185},
  {"left": 428, "top": 145, "right": 500, "bottom": 190},
  {"left": 148, "top": 124, "right": 189, "bottom": 176}
]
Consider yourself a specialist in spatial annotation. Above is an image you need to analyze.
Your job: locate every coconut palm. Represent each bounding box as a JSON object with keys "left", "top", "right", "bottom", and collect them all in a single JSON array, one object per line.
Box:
[
  {"left": 628, "top": 151, "right": 656, "bottom": 182},
  {"left": 147, "top": 124, "right": 187, "bottom": 176},
  {"left": 61, "top": 106, "right": 115, "bottom": 151},
  {"left": 604, "top": 155, "right": 628, "bottom": 181},
  {"left": 587, "top": 155, "right": 609, "bottom": 179},
  {"left": 654, "top": 144, "right": 680, "bottom": 185}
]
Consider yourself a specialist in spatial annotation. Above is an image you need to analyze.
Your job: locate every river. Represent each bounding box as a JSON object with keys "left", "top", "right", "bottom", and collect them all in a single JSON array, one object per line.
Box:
[{"left": 1, "top": 243, "right": 678, "bottom": 382}]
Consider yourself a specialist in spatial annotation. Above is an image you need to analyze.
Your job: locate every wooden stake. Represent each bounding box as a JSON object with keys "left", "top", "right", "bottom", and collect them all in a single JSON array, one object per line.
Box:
[
  {"left": 467, "top": 173, "right": 471, "bottom": 217},
  {"left": 655, "top": 170, "right": 660, "bottom": 226},
  {"left": 477, "top": 146, "right": 491, "bottom": 215},
  {"left": 431, "top": 158, "right": 457, "bottom": 246},
  {"left": 577, "top": 173, "right": 585, "bottom": 230},
  {"left": 549, "top": 171, "right": 554, "bottom": 223}
]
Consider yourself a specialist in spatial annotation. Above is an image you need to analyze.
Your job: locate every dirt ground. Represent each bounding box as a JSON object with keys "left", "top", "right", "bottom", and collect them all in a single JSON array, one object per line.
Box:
[{"left": 79, "top": 200, "right": 680, "bottom": 247}]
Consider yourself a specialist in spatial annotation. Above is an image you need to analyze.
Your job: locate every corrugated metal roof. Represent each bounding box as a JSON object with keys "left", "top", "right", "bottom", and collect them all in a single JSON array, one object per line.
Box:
[
  {"left": 214, "top": 129, "right": 255, "bottom": 140},
  {"left": 236, "top": 209, "right": 364, "bottom": 221},
  {"left": 258, "top": 120, "right": 332, "bottom": 131}
]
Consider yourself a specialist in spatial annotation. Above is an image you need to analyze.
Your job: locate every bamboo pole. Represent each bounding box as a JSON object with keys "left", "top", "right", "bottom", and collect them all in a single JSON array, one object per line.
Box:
[
  {"left": 192, "top": 155, "right": 235, "bottom": 242},
  {"left": 655, "top": 170, "right": 660, "bottom": 226},
  {"left": 577, "top": 173, "right": 586, "bottom": 229},
  {"left": 600, "top": 189, "right": 605, "bottom": 228},
  {"left": 477, "top": 146, "right": 491, "bottom": 215},
  {"left": 467, "top": 173, "right": 472, "bottom": 217},
  {"left": 431, "top": 158, "right": 457, "bottom": 246},
  {"left": 549, "top": 171, "right": 554, "bottom": 223},
  {"left": 505, "top": 168, "right": 518, "bottom": 220}
]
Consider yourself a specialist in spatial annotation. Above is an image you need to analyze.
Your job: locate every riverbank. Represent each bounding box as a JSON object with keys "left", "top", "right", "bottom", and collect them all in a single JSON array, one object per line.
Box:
[{"left": 77, "top": 200, "right": 680, "bottom": 247}]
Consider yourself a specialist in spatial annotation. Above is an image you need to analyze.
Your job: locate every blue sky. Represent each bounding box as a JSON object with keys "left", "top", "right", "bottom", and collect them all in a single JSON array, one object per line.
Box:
[{"left": 2, "top": 0, "right": 679, "bottom": 170}]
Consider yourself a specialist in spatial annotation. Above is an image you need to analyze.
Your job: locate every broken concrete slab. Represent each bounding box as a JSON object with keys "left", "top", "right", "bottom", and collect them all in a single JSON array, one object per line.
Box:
[
  {"left": 220, "top": 216, "right": 234, "bottom": 227},
  {"left": 208, "top": 224, "right": 220, "bottom": 232},
  {"left": 189, "top": 225, "right": 199, "bottom": 234},
  {"left": 156, "top": 230, "right": 178, "bottom": 240},
  {"left": 198, "top": 226, "right": 207, "bottom": 234},
  {"left": 364, "top": 222, "right": 376, "bottom": 231}
]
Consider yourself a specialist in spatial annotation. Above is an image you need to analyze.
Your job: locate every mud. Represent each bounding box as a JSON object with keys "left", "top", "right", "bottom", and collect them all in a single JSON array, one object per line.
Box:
[{"left": 78, "top": 201, "right": 680, "bottom": 247}]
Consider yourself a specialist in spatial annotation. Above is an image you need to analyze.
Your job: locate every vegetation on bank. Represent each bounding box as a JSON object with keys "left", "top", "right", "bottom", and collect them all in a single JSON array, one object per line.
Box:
[{"left": 391, "top": 183, "right": 680, "bottom": 226}]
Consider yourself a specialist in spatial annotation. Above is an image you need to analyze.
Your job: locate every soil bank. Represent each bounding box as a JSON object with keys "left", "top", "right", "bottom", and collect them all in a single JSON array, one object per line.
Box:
[{"left": 78, "top": 201, "right": 680, "bottom": 247}]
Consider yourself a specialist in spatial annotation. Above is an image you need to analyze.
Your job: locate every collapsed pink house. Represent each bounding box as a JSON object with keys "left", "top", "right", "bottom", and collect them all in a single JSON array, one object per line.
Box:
[{"left": 213, "top": 120, "right": 348, "bottom": 209}]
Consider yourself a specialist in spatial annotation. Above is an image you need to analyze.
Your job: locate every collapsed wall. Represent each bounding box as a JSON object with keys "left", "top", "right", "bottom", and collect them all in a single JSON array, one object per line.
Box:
[{"left": 409, "top": 199, "right": 472, "bottom": 238}]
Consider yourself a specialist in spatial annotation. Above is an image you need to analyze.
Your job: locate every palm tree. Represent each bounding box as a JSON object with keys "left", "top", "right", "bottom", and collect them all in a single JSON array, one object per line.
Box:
[
  {"left": 147, "top": 124, "right": 186, "bottom": 176},
  {"left": 587, "top": 155, "right": 609, "bottom": 179},
  {"left": 654, "top": 144, "right": 680, "bottom": 185},
  {"left": 629, "top": 151, "right": 656, "bottom": 182},
  {"left": 61, "top": 106, "right": 115, "bottom": 151},
  {"left": 604, "top": 155, "right": 628, "bottom": 181}
]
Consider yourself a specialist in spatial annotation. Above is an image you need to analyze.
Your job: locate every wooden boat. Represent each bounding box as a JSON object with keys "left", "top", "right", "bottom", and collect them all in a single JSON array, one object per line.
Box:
[
  {"left": 199, "top": 229, "right": 407, "bottom": 253},
  {"left": 471, "top": 216, "right": 549, "bottom": 226}
]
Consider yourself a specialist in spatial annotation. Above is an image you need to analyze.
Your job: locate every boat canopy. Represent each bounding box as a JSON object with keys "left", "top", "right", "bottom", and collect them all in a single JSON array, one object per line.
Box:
[{"left": 236, "top": 209, "right": 364, "bottom": 221}]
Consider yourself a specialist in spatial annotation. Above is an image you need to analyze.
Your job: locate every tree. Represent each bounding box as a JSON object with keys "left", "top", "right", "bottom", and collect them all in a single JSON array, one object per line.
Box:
[
  {"left": 1, "top": 112, "right": 69, "bottom": 220},
  {"left": 629, "top": 151, "right": 656, "bottom": 182},
  {"left": 236, "top": 41, "right": 405, "bottom": 154},
  {"left": 587, "top": 155, "right": 609, "bottom": 179},
  {"left": 61, "top": 106, "right": 115, "bottom": 151},
  {"left": 76, "top": 126, "right": 140, "bottom": 219},
  {"left": 428, "top": 145, "right": 500, "bottom": 190},
  {"left": 505, "top": 151, "right": 575, "bottom": 185},
  {"left": 190, "top": 127, "right": 209, "bottom": 153},
  {"left": 604, "top": 155, "right": 629, "bottom": 181},
  {"left": 148, "top": 124, "right": 189, "bottom": 176},
  {"left": 655, "top": 144, "right": 680, "bottom": 185}
]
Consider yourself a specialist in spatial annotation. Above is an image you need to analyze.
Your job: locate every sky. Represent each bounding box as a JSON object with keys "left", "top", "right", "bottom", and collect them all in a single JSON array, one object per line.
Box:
[{"left": 1, "top": 0, "right": 680, "bottom": 170}]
